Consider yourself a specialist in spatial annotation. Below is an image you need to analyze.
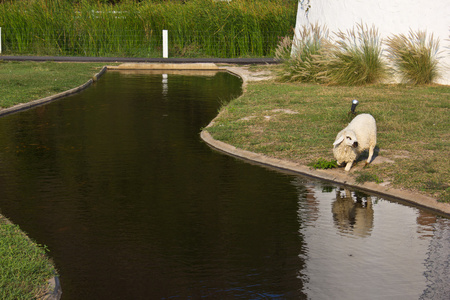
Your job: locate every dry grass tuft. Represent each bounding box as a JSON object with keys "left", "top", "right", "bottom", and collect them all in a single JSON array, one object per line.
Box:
[
  {"left": 276, "top": 23, "right": 388, "bottom": 85},
  {"left": 385, "top": 30, "right": 441, "bottom": 84},
  {"left": 275, "top": 23, "right": 331, "bottom": 83},
  {"left": 324, "top": 23, "right": 388, "bottom": 85}
]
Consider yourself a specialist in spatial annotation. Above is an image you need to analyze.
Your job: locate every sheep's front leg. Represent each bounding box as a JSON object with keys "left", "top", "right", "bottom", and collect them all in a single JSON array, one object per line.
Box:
[
  {"left": 344, "top": 161, "right": 353, "bottom": 171},
  {"left": 365, "top": 145, "right": 375, "bottom": 166}
]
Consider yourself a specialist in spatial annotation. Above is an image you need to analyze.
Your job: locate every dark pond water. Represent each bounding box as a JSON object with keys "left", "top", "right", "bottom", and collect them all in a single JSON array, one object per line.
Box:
[{"left": 0, "top": 70, "right": 448, "bottom": 299}]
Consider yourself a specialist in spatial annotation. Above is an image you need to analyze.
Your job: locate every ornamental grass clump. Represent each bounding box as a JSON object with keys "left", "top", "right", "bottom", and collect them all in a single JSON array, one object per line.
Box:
[
  {"left": 275, "top": 24, "right": 331, "bottom": 83},
  {"left": 385, "top": 30, "right": 441, "bottom": 84},
  {"left": 325, "top": 24, "right": 387, "bottom": 85}
]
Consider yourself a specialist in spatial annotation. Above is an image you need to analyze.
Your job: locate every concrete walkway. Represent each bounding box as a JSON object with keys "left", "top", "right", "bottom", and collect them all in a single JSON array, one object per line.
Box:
[{"left": 0, "top": 55, "right": 277, "bottom": 64}]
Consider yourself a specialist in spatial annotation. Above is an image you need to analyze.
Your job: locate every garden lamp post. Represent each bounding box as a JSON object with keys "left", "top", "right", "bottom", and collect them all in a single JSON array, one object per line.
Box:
[{"left": 350, "top": 99, "right": 359, "bottom": 114}]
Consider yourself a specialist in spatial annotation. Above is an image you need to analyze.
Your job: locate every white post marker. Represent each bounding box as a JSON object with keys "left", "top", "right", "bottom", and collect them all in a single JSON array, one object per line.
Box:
[
  {"left": 162, "top": 30, "right": 168, "bottom": 58},
  {"left": 0, "top": 27, "right": 2, "bottom": 54}
]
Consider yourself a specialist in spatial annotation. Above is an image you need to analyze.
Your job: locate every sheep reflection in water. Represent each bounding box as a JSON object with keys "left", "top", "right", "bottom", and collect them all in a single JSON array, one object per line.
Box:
[{"left": 332, "top": 188, "right": 374, "bottom": 237}]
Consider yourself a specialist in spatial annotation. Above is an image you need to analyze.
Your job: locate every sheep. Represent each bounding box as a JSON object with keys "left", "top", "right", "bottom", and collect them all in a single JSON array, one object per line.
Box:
[
  {"left": 333, "top": 113, "right": 377, "bottom": 171},
  {"left": 332, "top": 188, "right": 374, "bottom": 237}
]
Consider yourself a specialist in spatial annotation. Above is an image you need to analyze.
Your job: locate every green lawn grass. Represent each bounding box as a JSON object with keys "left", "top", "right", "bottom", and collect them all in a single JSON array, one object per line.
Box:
[
  {"left": 0, "top": 216, "right": 56, "bottom": 299},
  {"left": 0, "top": 61, "right": 108, "bottom": 108},
  {"left": 207, "top": 67, "right": 450, "bottom": 202}
]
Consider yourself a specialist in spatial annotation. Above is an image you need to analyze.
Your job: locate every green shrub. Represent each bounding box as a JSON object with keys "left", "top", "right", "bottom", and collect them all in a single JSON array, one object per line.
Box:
[{"left": 385, "top": 30, "right": 441, "bottom": 84}]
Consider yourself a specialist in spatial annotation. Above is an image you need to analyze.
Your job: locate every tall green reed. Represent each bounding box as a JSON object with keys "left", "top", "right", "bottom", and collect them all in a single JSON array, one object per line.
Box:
[{"left": 0, "top": 0, "right": 296, "bottom": 58}]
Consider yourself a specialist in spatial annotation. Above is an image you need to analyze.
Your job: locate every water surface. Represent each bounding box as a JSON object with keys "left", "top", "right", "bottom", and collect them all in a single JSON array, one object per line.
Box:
[{"left": 0, "top": 71, "right": 448, "bottom": 299}]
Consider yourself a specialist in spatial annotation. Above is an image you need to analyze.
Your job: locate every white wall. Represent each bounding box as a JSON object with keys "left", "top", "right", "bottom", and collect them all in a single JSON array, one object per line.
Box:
[{"left": 295, "top": 0, "right": 450, "bottom": 85}]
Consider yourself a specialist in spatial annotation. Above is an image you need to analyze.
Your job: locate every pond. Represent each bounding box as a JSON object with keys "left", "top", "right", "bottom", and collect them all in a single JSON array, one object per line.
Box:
[{"left": 0, "top": 70, "right": 448, "bottom": 299}]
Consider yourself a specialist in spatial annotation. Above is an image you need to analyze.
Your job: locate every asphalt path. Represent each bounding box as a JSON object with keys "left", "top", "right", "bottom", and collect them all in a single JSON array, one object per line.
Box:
[{"left": 0, "top": 55, "right": 277, "bottom": 64}]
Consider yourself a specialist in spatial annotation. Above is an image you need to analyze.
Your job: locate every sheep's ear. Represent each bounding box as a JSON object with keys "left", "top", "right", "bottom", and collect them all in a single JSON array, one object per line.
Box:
[{"left": 333, "top": 135, "right": 344, "bottom": 147}]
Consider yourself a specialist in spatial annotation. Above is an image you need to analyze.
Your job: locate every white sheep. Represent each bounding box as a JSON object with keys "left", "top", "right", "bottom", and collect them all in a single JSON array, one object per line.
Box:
[{"left": 333, "top": 113, "right": 377, "bottom": 171}]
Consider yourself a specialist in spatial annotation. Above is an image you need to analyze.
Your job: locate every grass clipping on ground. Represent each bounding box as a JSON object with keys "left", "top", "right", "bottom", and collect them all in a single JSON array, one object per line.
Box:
[{"left": 206, "top": 77, "right": 450, "bottom": 203}]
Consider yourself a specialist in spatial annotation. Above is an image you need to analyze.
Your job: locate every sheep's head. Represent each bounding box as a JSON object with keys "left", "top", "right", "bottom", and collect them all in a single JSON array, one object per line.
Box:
[{"left": 333, "top": 130, "right": 358, "bottom": 148}]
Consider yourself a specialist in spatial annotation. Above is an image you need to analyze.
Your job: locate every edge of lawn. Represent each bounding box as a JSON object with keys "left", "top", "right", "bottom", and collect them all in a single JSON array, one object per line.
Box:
[
  {"left": 0, "top": 214, "right": 62, "bottom": 300},
  {"left": 0, "top": 65, "right": 108, "bottom": 118},
  {"left": 203, "top": 65, "right": 450, "bottom": 217},
  {"left": 0, "top": 64, "right": 109, "bottom": 299}
]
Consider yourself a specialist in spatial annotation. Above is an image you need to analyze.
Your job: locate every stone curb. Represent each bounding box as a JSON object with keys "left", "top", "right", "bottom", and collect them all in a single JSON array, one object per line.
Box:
[
  {"left": 200, "top": 130, "right": 450, "bottom": 217},
  {"left": 107, "top": 62, "right": 220, "bottom": 70},
  {"left": 0, "top": 65, "right": 109, "bottom": 299},
  {"left": 40, "top": 276, "right": 62, "bottom": 300}
]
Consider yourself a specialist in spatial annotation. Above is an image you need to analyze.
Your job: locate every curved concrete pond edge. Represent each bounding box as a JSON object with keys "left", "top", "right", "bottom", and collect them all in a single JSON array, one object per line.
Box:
[
  {"left": 1, "top": 62, "right": 448, "bottom": 299},
  {"left": 206, "top": 66, "right": 450, "bottom": 218},
  {"left": 0, "top": 67, "right": 110, "bottom": 300},
  {"left": 200, "top": 130, "right": 450, "bottom": 217},
  {"left": 0, "top": 66, "right": 108, "bottom": 118}
]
